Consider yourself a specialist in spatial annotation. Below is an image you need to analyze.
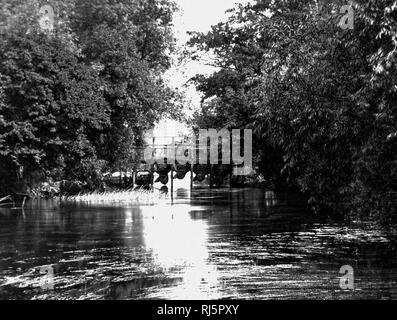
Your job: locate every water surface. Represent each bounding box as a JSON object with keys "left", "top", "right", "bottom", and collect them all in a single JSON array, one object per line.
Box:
[{"left": 0, "top": 188, "right": 396, "bottom": 300}]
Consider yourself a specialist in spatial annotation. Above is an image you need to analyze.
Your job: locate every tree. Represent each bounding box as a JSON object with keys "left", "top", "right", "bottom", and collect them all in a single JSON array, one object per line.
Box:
[
  {"left": 69, "top": 0, "right": 182, "bottom": 170},
  {"left": 0, "top": 27, "right": 110, "bottom": 193},
  {"left": 188, "top": 0, "right": 397, "bottom": 219},
  {"left": 0, "top": 0, "right": 183, "bottom": 194}
]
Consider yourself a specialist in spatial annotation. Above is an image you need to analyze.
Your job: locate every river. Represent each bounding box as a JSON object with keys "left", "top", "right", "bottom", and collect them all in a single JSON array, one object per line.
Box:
[{"left": 0, "top": 188, "right": 396, "bottom": 300}]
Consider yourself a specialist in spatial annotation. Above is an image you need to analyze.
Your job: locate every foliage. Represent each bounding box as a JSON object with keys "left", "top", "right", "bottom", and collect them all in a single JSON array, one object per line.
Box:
[
  {"left": 189, "top": 0, "right": 397, "bottom": 218},
  {"left": 0, "top": 0, "right": 181, "bottom": 194},
  {"left": 0, "top": 30, "right": 109, "bottom": 190}
]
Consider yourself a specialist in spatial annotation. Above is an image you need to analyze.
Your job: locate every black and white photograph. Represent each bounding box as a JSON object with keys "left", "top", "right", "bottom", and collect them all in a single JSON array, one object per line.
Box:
[{"left": 0, "top": 0, "right": 396, "bottom": 305}]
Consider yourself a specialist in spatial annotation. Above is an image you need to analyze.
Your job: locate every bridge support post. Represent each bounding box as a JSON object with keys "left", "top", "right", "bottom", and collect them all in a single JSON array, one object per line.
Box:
[
  {"left": 229, "top": 133, "right": 233, "bottom": 189},
  {"left": 150, "top": 165, "right": 154, "bottom": 192},
  {"left": 170, "top": 165, "right": 174, "bottom": 202},
  {"left": 229, "top": 165, "right": 233, "bottom": 189},
  {"left": 190, "top": 163, "right": 193, "bottom": 191},
  {"left": 210, "top": 165, "right": 214, "bottom": 189}
]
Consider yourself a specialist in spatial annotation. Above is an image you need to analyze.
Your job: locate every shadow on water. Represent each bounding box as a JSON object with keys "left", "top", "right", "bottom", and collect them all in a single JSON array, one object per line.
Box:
[{"left": 0, "top": 188, "right": 396, "bottom": 300}]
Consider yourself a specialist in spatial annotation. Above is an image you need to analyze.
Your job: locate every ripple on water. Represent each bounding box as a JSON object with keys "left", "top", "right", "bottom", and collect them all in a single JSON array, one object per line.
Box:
[{"left": 0, "top": 189, "right": 396, "bottom": 299}]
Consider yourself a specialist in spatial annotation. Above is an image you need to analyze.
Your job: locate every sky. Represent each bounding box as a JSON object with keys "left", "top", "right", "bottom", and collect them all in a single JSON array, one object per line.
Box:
[{"left": 158, "top": 0, "right": 252, "bottom": 137}]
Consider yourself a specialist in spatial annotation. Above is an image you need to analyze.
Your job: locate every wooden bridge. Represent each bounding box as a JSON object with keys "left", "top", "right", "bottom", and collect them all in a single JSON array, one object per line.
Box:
[{"left": 109, "top": 134, "right": 255, "bottom": 193}]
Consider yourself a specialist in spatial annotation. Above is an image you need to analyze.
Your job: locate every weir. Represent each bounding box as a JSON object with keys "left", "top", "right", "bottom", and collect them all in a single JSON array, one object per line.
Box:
[{"left": 110, "top": 131, "right": 256, "bottom": 195}]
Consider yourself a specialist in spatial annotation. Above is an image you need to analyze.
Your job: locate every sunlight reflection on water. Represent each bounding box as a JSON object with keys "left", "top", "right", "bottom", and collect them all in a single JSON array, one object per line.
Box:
[
  {"left": 0, "top": 188, "right": 396, "bottom": 300},
  {"left": 141, "top": 204, "right": 222, "bottom": 299}
]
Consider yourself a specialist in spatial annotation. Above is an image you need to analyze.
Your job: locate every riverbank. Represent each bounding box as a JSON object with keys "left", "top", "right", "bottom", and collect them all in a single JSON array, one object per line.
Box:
[{"left": 68, "top": 189, "right": 169, "bottom": 204}]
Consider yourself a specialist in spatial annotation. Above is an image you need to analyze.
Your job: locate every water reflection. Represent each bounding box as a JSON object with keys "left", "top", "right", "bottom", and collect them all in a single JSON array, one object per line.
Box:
[
  {"left": 0, "top": 188, "right": 396, "bottom": 300},
  {"left": 141, "top": 204, "right": 221, "bottom": 299},
  {"left": 142, "top": 204, "right": 207, "bottom": 268}
]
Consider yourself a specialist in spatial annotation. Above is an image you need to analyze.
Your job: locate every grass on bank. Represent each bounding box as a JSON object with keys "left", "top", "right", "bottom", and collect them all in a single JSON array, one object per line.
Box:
[{"left": 67, "top": 188, "right": 168, "bottom": 204}]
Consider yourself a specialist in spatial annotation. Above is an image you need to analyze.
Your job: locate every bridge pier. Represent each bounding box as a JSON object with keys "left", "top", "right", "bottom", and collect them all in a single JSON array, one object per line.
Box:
[
  {"left": 210, "top": 165, "right": 214, "bottom": 189},
  {"left": 190, "top": 163, "right": 194, "bottom": 191},
  {"left": 229, "top": 165, "right": 233, "bottom": 189},
  {"left": 151, "top": 165, "right": 154, "bottom": 191},
  {"left": 170, "top": 165, "right": 174, "bottom": 202}
]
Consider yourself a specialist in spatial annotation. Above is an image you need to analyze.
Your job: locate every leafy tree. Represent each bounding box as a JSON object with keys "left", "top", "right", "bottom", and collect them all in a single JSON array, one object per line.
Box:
[
  {"left": 0, "top": 0, "right": 183, "bottom": 194},
  {"left": 0, "top": 28, "right": 110, "bottom": 193},
  {"left": 189, "top": 0, "right": 397, "bottom": 219},
  {"left": 69, "top": 0, "right": 182, "bottom": 171}
]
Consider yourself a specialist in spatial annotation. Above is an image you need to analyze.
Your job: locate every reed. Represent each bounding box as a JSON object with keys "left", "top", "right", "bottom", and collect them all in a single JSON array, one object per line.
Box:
[{"left": 67, "top": 188, "right": 168, "bottom": 204}]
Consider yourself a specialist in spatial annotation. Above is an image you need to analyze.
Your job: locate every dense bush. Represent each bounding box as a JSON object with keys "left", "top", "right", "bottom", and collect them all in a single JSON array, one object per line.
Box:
[
  {"left": 189, "top": 0, "right": 397, "bottom": 219},
  {"left": 0, "top": 0, "right": 182, "bottom": 195}
]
